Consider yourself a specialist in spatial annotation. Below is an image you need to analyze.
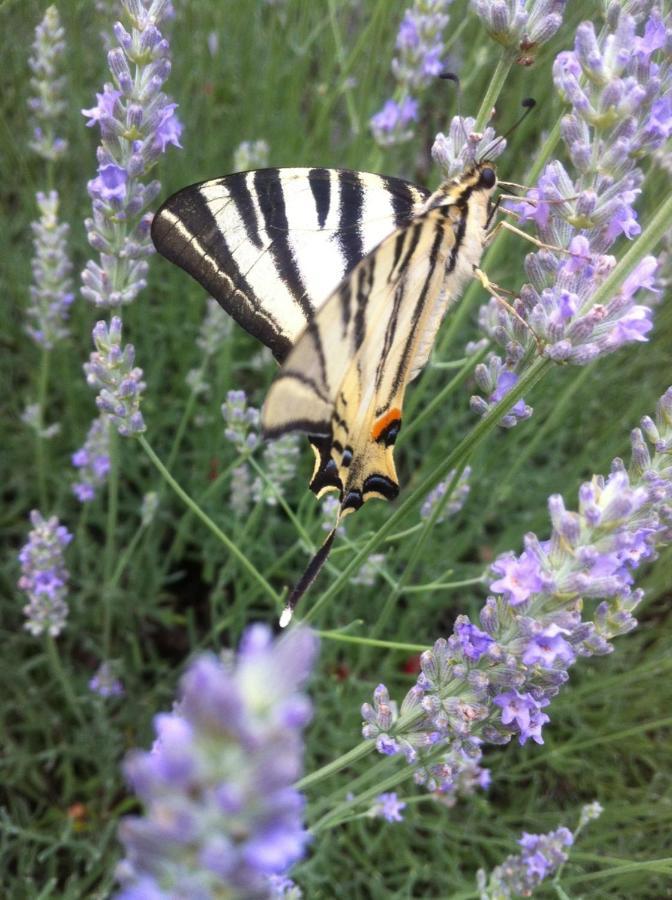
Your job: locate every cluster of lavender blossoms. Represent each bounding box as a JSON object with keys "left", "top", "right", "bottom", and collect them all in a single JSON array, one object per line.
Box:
[
  {"left": 25, "top": 191, "right": 74, "bottom": 350},
  {"left": 18, "top": 511, "right": 72, "bottom": 638},
  {"left": 81, "top": 0, "right": 181, "bottom": 309},
  {"left": 28, "top": 5, "right": 68, "bottom": 161},
  {"left": 477, "top": 801, "right": 603, "bottom": 899},
  {"left": 371, "top": 0, "right": 453, "bottom": 146},
  {"left": 470, "top": 0, "right": 566, "bottom": 65},
  {"left": 71, "top": 414, "right": 112, "bottom": 501},
  {"left": 473, "top": 6, "right": 671, "bottom": 421},
  {"left": 222, "top": 390, "right": 260, "bottom": 452},
  {"left": 362, "top": 384, "right": 672, "bottom": 797},
  {"left": 115, "top": 625, "right": 318, "bottom": 899},
  {"left": 185, "top": 298, "right": 233, "bottom": 396},
  {"left": 253, "top": 436, "right": 302, "bottom": 507},
  {"left": 84, "top": 317, "right": 146, "bottom": 436},
  {"left": 421, "top": 465, "right": 472, "bottom": 521},
  {"left": 89, "top": 661, "right": 124, "bottom": 698}
]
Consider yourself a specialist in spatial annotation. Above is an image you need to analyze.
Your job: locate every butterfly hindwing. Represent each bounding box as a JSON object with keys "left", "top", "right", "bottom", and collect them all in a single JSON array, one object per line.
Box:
[{"left": 151, "top": 167, "right": 429, "bottom": 362}]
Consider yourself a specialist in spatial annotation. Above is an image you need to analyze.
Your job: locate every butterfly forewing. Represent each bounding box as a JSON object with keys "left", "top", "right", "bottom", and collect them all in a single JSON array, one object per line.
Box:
[{"left": 151, "top": 167, "right": 429, "bottom": 362}]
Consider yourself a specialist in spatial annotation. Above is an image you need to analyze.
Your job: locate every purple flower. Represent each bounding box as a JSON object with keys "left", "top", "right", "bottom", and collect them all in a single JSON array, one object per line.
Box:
[
  {"left": 490, "top": 550, "right": 546, "bottom": 606},
  {"left": 26, "top": 191, "right": 74, "bottom": 349},
  {"left": 84, "top": 317, "right": 146, "bottom": 436},
  {"left": 90, "top": 662, "right": 124, "bottom": 697},
  {"left": 221, "top": 389, "right": 260, "bottom": 452},
  {"left": 455, "top": 621, "right": 494, "bottom": 661},
  {"left": 115, "top": 625, "right": 318, "bottom": 898},
  {"left": 432, "top": 115, "right": 507, "bottom": 179},
  {"left": 72, "top": 414, "right": 112, "bottom": 502},
  {"left": 522, "top": 625, "right": 575, "bottom": 668},
  {"left": 494, "top": 690, "right": 550, "bottom": 745},
  {"left": 370, "top": 97, "right": 419, "bottom": 146},
  {"left": 421, "top": 466, "right": 471, "bottom": 522},
  {"left": 471, "top": 0, "right": 566, "bottom": 61},
  {"left": 478, "top": 824, "right": 575, "bottom": 898},
  {"left": 253, "top": 434, "right": 301, "bottom": 507},
  {"left": 363, "top": 384, "right": 672, "bottom": 785},
  {"left": 81, "top": 0, "right": 181, "bottom": 309},
  {"left": 476, "top": 9, "right": 671, "bottom": 408},
  {"left": 28, "top": 6, "right": 68, "bottom": 161},
  {"left": 472, "top": 358, "right": 533, "bottom": 429},
  {"left": 371, "top": 0, "right": 452, "bottom": 146},
  {"left": 373, "top": 792, "right": 406, "bottom": 823},
  {"left": 18, "top": 510, "right": 72, "bottom": 637}
]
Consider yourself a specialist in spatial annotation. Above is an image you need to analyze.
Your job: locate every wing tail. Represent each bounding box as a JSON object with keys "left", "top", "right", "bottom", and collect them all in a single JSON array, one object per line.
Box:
[{"left": 279, "top": 526, "right": 338, "bottom": 627}]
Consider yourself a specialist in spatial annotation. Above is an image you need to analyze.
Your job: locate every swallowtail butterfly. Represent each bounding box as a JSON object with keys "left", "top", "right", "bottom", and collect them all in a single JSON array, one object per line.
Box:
[{"left": 152, "top": 162, "right": 499, "bottom": 624}]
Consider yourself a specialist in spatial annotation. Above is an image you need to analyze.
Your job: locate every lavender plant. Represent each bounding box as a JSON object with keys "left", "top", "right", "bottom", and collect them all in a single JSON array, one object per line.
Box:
[
  {"left": 362, "top": 383, "right": 672, "bottom": 793},
  {"left": 81, "top": 0, "right": 181, "bottom": 310},
  {"left": 71, "top": 413, "right": 112, "bottom": 502},
  {"left": 477, "top": 801, "right": 603, "bottom": 898},
  {"left": 471, "top": 5, "right": 671, "bottom": 418},
  {"left": 25, "top": 191, "right": 74, "bottom": 351},
  {"left": 18, "top": 510, "right": 72, "bottom": 638},
  {"left": 84, "top": 317, "right": 146, "bottom": 437},
  {"left": 28, "top": 5, "right": 68, "bottom": 162},
  {"left": 371, "top": 0, "right": 454, "bottom": 146},
  {"left": 114, "top": 625, "right": 318, "bottom": 898}
]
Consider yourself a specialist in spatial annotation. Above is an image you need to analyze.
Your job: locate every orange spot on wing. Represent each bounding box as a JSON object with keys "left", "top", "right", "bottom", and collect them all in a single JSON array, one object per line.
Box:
[{"left": 371, "top": 407, "right": 401, "bottom": 441}]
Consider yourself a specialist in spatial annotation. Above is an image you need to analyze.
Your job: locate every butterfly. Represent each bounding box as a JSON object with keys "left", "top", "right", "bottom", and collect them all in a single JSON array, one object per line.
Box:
[{"left": 152, "top": 161, "right": 499, "bottom": 624}]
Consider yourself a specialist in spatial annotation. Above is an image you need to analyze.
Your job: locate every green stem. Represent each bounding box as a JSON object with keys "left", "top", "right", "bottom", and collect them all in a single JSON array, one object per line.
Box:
[
  {"left": 316, "top": 630, "right": 426, "bottom": 652},
  {"left": 475, "top": 52, "right": 514, "bottom": 132},
  {"left": 102, "top": 430, "right": 119, "bottom": 657},
  {"left": 403, "top": 574, "right": 485, "bottom": 594},
  {"left": 294, "top": 740, "right": 374, "bottom": 791},
  {"left": 36, "top": 347, "right": 51, "bottom": 509},
  {"left": 327, "top": 0, "right": 360, "bottom": 136},
  {"left": 108, "top": 520, "right": 147, "bottom": 594},
  {"left": 138, "top": 435, "right": 280, "bottom": 605},
  {"left": 374, "top": 463, "right": 468, "bottom": 637},
  {"left": 45, "top": 635, "right": 83, "bottom": 724},
  {"left": 165, "top": 384, "right": 200, "bottom": 474},
  {"left": 303, "top": 356, "right": 552, "bottom": 624}
]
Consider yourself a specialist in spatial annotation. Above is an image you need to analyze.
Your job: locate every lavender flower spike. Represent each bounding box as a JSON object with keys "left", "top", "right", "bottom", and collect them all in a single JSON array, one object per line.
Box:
[
  {"left": 115, "top": 624, "right": 319, "bottom": 899},
  {"left": 477, "top": 826, "right": 573, "bottom": 898},
  {"left": 81, "top": 0, "right": 181, "bottom": 308},
  {"left": 84, "top": 317, "right": 146, "bottom": 436},
  {"left": 19, "top": 510, "right": 72, "bottom": 637},
  {"left": 71, "top": 413, "right": 112, "bottom": 502},
  {"left": 473, "top": 7, "right": 671, "bottom": 421},
  {"left": 28, "top": 6, "right": 68, "bottom": 161},
  {"left": 26, "top": 191, "right": 74, "bottom": 349},
  {"left": 362, "top": 383, "right": 672, "bottom": 792},
  {"left": 477, "top": 801, "right": 602, "bottom": 898},
  {"left": 471, "top": 0, "right": 566, "bottom": 64},
  {"left": 371, "top": 0, "right": 453, "bottom": 147}
]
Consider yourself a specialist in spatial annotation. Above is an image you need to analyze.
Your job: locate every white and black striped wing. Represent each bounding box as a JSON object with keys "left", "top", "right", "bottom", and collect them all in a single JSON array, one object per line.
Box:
[{"left": 151, "top": 167, "right": 429, "bottom": 362}]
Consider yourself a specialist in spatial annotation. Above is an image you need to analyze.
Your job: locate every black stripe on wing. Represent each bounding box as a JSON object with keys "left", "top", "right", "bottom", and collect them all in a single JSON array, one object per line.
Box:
[
  {"left": 151, "top": 176, "right": 293, "bottom": 361},
  {"left": 151, "top": 167, "right": 429, "bottom": 363}
]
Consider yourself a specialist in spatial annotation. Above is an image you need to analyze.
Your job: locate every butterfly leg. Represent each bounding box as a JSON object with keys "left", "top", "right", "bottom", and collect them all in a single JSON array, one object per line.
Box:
[
  {"left": 487, "top": 216, "right": 591, "bottom": 264},
  {"left": 473, "top": 267, "right": 545, "bottom": 355}
]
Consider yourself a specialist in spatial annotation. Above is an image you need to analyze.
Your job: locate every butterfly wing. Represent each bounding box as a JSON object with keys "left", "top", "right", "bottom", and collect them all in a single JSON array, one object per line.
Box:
[
  {"left": 264, "top": 197, "right": 484, "bottom": 626},
  {"left": 262, "top": 201, "right": 470, "bottom": 511},
  {"left": 151, "top": 167, "right": 429, "bottom": 362}
]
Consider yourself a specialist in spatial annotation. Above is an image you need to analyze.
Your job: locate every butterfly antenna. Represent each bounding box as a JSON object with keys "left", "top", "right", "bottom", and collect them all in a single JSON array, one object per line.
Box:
[
  {"left": 439, "top": 71, "right": 472, "bottom": 151},
  {"left": 279, "top": 526, "right": 338, "bottom": 627},
  {"left": 479, "top": 97, "right": 536, "bottom": 162}
]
